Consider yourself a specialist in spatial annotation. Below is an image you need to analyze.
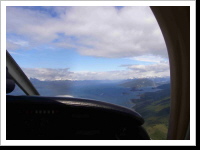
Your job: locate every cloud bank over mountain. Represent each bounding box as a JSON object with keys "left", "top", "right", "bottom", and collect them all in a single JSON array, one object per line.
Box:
[{"left": 23, "top": 61, "right": 169, "bottom": 81}]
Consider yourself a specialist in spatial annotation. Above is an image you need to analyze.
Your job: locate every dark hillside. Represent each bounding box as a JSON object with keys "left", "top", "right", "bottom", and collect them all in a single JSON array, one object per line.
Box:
[
  {"left": 121, "top": 78, "right": 155, "bottom": 89},
  {"left": 132, "top": 83, "right": 171, "bottom": 140}
]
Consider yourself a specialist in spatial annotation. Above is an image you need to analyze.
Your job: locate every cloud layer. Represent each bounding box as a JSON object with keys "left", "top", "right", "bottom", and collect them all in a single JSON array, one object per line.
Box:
[
  {"left": 23, "top": 61, "right": 170, "bottom": 81},
  {"left": 7, "top": 6, "right": 170, "bottom": 80},
  {"left": 7, "top": 6, "right": 168, "bottom": 58}
]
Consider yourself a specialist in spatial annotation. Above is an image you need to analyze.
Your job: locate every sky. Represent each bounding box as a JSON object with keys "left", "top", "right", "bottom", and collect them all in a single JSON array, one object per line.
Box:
[{"left": 6, "top": 6, "right": 170, "bottom": 80}]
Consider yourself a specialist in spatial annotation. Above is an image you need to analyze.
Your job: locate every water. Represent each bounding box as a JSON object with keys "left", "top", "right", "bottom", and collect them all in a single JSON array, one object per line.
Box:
[
  {"left": 9, "top": 81, "right": 161, "bottom": 109},
  {"left": 58, "top": 82, "right": 161, "bottom": 109}
]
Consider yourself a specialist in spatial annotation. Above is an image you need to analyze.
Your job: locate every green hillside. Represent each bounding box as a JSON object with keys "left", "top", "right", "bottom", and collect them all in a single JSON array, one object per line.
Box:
[{"left": 132, "top": 84, "right": 171, "bottom": 140}]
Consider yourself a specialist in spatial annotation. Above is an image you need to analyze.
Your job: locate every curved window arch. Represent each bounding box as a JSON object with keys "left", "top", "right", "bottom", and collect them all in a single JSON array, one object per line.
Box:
[{"left": 151, "top": 6, "right": 190, "bottom": 140}]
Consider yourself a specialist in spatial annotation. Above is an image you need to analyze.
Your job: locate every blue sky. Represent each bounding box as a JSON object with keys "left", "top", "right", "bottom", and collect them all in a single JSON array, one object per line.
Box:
[
  {"left": 7, "top": 6, "right": 170, "bottom": 80},
  {"left": 9, "top": 48, "right": 155, "bottom": 72}
]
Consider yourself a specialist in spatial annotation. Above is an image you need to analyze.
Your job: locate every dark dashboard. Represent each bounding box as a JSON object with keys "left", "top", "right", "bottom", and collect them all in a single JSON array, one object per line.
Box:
[{"left": 6, "top": 95, "right": 150, "bottom": 140}]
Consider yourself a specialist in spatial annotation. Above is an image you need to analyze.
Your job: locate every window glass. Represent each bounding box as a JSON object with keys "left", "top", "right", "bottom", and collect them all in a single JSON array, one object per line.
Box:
[
  {"left": 7, "top": 84, "right": 26, "bottom": 95},
  {"left": 7, "top": 6, "right": 170, "bottom": 140}
]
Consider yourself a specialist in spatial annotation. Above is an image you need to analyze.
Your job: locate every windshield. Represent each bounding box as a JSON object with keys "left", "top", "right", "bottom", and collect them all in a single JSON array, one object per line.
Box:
[{"left": 7, "top": 6, "right": 171, "bottom": 140}]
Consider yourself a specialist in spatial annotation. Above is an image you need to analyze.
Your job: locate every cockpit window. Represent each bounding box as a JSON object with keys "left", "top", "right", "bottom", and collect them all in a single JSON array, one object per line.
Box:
[{"left": 7, "top": 6, "right": 170, "bottom": 140}]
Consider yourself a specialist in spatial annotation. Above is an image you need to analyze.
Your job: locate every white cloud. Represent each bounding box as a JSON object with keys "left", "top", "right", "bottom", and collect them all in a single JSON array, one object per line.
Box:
[
  {"left": 23, "top": 68, "right": 73, "bottom": 81},
  {"left": 120, "top": 62, "right": 170, "bottom": 78},
  {"left": 23, "top": 61, "right": 170, "bottom": 81},
  {"left": 7, "top": 6, "right": 168, "bottom": 58},
  {"left": 129, "top": 55, "right": 169, "bottom": 63}
]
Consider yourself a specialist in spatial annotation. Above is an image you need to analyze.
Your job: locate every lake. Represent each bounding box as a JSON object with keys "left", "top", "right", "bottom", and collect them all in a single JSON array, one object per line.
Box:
[
  {"left": 9, "top": 80, "right": 161, "bottom": 109},
  {"left": 55, "top": 82, "right": 161, "bottom": 109}
]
